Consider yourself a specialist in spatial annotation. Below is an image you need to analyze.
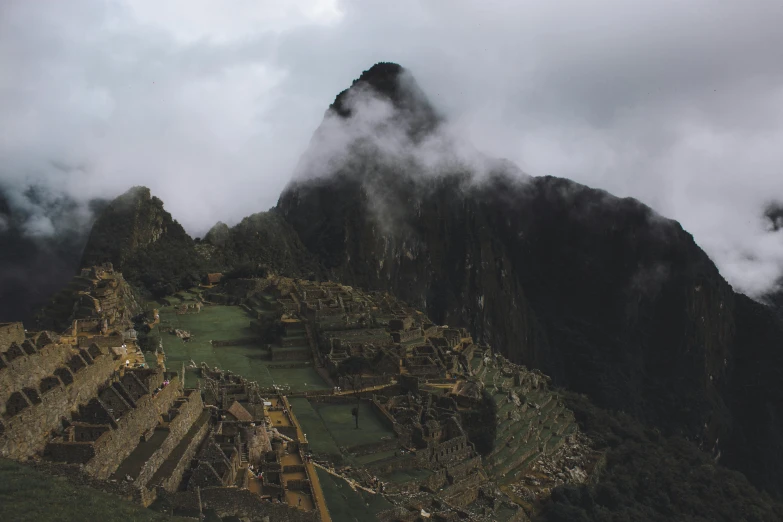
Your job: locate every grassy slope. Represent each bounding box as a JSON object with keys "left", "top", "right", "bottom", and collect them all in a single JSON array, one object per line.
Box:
[
  {"left": 0, "top": 459, "right": 184, "bottom": 522},
  {"left": 156, "top": 299, "right": 329, "bottom": 391}
]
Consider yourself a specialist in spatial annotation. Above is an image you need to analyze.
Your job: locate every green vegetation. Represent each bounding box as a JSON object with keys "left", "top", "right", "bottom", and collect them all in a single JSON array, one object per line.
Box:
[
  {"left": 313, "top": 401, "right": 394, "bottom": 448},
  {"left": 291, "top": 398, "right": 395, "bottom": 461},
  {"left": 0, "top": 458, "right": 182, "bottom": 522},
  {"left": 382, "top": 467, "right": 433, "bottom": 485},
  {"left": 156, "top": 300, "right": 328, "bottom": 391},
  {"left": 316, "top": 467, "right": 392, "bottom": 522},
  {"left": 290, "top": 398, "right": 343, "bottom": 457},
  {"left": 80, "top": 187, "right": 212, "bottom": 299},
  {"left": 536, "top": 394, "right": 783, "bottom": 522},
  {"left": 205, "top": 211, "right": 321, "bottom": 280}
]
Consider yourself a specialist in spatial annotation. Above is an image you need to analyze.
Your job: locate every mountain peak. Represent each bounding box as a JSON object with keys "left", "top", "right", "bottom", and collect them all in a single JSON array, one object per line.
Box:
[
  {"left": 328, "top": 62, "right": 441, "bottom": 136},
  {"left": 330, "top": 62, "right": 405, "bottom": 116}
]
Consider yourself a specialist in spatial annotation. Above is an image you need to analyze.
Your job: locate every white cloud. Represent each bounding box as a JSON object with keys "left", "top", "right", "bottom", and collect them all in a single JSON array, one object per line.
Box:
[
  {"left": 124, "top": 0, "right": 343, "bottom": 43},
  {"left": 1, "top": 0, "right": 783, "bottom": 296}
]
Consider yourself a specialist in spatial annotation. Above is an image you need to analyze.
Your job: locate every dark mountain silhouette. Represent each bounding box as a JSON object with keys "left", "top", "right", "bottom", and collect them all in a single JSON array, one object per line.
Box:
[
  {"left": 79, "top": 186, "right": 208, "bottom": 297},
  {"left": 78, "top": 188, "right": 320, "bottom": 296},
  {"left": 200, "top": 211, "right": 321, "bottom": 280}
]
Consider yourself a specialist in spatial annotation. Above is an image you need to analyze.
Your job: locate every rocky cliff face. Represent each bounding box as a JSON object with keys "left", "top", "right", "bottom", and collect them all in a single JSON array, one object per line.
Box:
[
  {"left": 724, "top": 295, "right": 783, "bottom": 496},
  {"left": 278, "top": 62, "right": 783, "bottom": 496},
  {"left": 80, "top": 186, "right": 208, "bottom": 297}
]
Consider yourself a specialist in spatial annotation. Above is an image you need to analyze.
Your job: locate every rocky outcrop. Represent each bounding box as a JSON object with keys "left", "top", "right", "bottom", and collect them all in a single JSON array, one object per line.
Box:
[
  {"left": 80, "top": 187, "right": 209, "bottom": 297},
  {"left": 201, "top": 211, "right": 321, "bottom": 279},
  {"left": 277, "top": 62, "right": 783, "bottom": 496}
]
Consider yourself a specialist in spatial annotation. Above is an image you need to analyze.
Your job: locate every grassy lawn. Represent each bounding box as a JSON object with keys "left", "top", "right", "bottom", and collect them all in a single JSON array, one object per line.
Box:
[
  {"left": 381, "top": 467, "right": 434, "bottom": 484},
  {"left": 316, "top": 468, "right": 392, "bottom": 522},
  {"left": 314, "top": 401, "right": 395, "bottom": 449},
  {"left": 290, "top": 398, "right": 342, "bottom": 457},
  {"left": 0, "top": 459, "right": 183, "bottom": 522},
  {"left": 291, "top": 399, "right": 397, "bottom": 466},
  {"left": 156, "top": 302, "right": 328, "bottom": 391},
  {"left": 355, "top": 449, "right": 398, "bottom": 465}
]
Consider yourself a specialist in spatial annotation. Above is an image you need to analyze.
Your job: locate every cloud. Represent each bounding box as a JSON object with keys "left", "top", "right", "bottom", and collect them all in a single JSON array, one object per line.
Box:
[
  {"left": 293, "top": 70, "right": 515, "bottom": 193},
  {"left": 2, "top": 0, "right": 783, "bottom": 296}
]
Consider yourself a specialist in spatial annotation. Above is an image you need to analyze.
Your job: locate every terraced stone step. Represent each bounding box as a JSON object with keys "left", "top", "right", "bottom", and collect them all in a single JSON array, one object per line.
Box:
[
  {"left": 490, "top": 429, "right": 538, "bottom": 468},
  {"left": 495, "top": 413, "right": 538, "bottom": 448},
  {"left": 536, "top": 428, "right": 556, "bottom": 455},
  {"left": 547, "top": 434, "right": 567, "bottom": 455},
  {"left": 147, "top": 410, "right": 211, "bottom": 489},
  {"left": 535, "top": 394, "right": 556, "bottom": 413},
  {"left": 493, "top": 439, "right": 541, "bottom": 477}
]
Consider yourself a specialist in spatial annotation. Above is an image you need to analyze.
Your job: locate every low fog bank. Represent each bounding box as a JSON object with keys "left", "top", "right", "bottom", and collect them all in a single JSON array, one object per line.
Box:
[{"left": 0, "top": 182, "right": 104, "bottom": 321}]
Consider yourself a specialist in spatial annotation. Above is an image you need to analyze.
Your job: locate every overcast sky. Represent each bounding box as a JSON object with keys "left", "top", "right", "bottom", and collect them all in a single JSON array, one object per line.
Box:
[{"left": 2, "top": 0, "right": 783, "bottom": 296}]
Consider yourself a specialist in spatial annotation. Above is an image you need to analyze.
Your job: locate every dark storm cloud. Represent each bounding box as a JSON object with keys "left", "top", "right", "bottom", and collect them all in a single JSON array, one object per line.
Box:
[{"left": 2, "top": 0, "right": 783, "bottom": 296}]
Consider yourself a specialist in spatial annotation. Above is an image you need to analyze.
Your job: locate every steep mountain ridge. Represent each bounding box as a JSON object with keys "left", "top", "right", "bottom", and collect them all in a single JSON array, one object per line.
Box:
[
  {"left": 80, "top": 186, "right": 208, "bottom": 297},
  {"left": 200, "top": 211, "right": 321, "bottom": 279}
]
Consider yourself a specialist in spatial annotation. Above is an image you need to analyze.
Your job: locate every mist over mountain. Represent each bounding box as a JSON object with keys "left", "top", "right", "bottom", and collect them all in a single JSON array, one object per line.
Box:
[{"left": 0, "top": 183, "right": 104, "bottom": 322}]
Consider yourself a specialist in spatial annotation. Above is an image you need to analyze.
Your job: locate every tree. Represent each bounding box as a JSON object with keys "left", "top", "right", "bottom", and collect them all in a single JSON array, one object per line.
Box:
[{"left": 338, "top": 356, "right": 372, "bottom": 429}]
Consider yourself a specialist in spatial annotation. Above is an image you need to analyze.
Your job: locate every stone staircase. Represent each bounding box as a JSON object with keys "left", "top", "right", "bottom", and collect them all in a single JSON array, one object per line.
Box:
[{"left": 240, "top": 442, "right": 249, "bottom": 465}]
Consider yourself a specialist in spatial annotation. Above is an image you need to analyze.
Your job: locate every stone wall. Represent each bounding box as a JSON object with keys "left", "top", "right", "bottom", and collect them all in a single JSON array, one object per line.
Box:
[
  {"left": 0, "top": 339, "right": 88, "bottom": 411},
  {"left": 281, "top": 336, "right": 308, "bottom": 348},
  {"left": 441, "top": 472, "right": 483, "bottom": 507},
  {"left": 428, "top": 436, "right": 472, "bottom": 467},
  {"left": 285, "top": 478, "right": 311, "bottom": 491},
  {"left": 0, "top": 346, "right": 116, "bottom": 460},
  {"left": 0, "top": 322, "right": 25, "bottom": 348},
  {"left": 370, "top": 398, "right": 398, "bottom": 431},
  {"left": 84, "top": 375, "right": 183, "bottom": 479},
  {"left": 367, "top": 451, "right": 424, "bottom": 474},
  {"left": 150, "top": 410, "right": 211, "bottom": 494},
  {"left": 445, "top": 455, "right": 481, "bottom": 482},
  {"left": 23, "top": 458, "right": 146, "bottom": 506},
  {"left": 392, "top": 328, "right": 423, "bottom": 343},
  {"left": 132, "top": 390, "right": 204, "bottom": 488},
  {"left": 45, "top": 442, "right": 95, "bottom": 463}
]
